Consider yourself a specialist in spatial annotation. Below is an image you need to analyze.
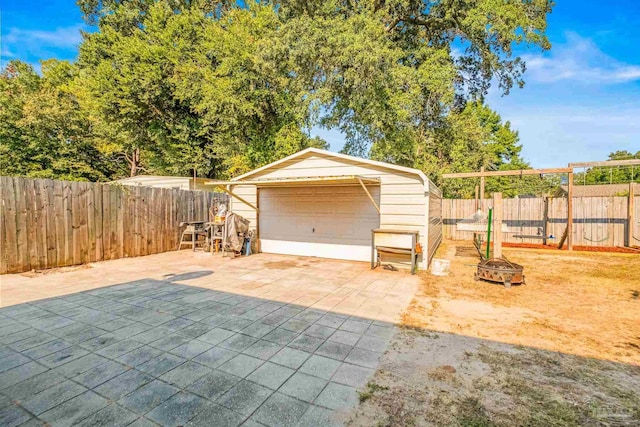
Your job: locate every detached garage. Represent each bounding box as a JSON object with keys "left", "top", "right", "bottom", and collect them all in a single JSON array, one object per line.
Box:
[{"left": 208, "top": 148, "right": 442, "bottom": 270}]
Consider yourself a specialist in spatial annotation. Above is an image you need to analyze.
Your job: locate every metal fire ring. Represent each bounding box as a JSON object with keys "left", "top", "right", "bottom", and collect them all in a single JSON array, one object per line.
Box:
[{"left": 474, "top": 257, "right": 525, "bottom": 288}]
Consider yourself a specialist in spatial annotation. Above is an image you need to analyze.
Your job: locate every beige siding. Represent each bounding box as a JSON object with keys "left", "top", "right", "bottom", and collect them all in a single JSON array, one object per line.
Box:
[
  {"left": 229, "top": 185, "right": 257, "bottom": 232},
  {"left": 192, "top": 179, "right": 220, "bottom": 192},
  {"left": 230, "top": 152, "right": 438, "bottom": 269}
]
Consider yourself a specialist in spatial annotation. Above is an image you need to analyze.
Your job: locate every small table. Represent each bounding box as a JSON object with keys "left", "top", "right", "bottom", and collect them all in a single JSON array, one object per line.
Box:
[
  {"left": 179, "top": 221, "right": 207, "bottom": 252},
  {"left": 371, "top": 229, "right": 420, "bottom": 274},
  {"left": 205, "top": 221, "right": 225, "bottom": 254}
]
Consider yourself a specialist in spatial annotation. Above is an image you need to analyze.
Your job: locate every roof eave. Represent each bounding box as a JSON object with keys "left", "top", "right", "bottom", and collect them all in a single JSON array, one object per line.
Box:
[{"left": 231, "top": 147, "right": 431, "bottom": 187}]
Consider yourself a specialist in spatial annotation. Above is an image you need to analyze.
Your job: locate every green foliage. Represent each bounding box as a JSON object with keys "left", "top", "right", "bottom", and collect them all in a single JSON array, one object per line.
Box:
[
  {"left": 76, "top": 1, "right": 324, "bottom": 179},
  {"left": 0, "top": 60, "right": 114, "bottom": 181},
  {"left": 408, "top": 102, "right": 557, "bottom": 197},
  {"left": 358, "top": 381, "right": 389, "bottom": 403},
  {"left": 277, "top": 0, "right": 553, "bottom": 160},
  {"left": 574, "top": 151, "right": 640, "bottom": 185},
  {"left": 2, "top": 0, "right": 554, "bottom": 183}
]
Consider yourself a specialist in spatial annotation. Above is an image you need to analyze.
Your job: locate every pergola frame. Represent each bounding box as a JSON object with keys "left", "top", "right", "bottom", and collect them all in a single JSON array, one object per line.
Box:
[{"left": 441, "top": 159, "right": 640, "bottom": 251}]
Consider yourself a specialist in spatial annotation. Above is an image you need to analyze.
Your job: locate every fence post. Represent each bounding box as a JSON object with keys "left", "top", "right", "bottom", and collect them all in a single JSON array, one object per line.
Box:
[
  {"left": 480, "top": 166, "right": 485, "bottom": 211},
  {"left": 567, "top": 172, "right": 574, "bottom": 251},
  {"left": 493, "top": 193, "right": 503, "bottom": 258},
  {"left": 629, "top": 182, "right": 636, "bottom": 247}
]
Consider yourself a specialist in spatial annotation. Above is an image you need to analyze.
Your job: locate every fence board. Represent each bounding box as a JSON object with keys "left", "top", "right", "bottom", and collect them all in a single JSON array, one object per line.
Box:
[
  {"left": 86, "top": 182, "right": 95, "bottom": 262},
  {"left": 45, "top": 180, "right": 57, "bottom": 268},
  {"left": 3, "top": 177, "right": 18, "bottom": 273},
  {"left": 54, "top": 181, "right": 66, "bottom": 265},
  {"left": 71, "top": 182, "right": 82, "bottom": 265},
  {"left": 15, "top": 178, "right": 29, "bottom": 271},
  {"left": 1, "top": 177, "right": 227, "bottom": 274},
  {"left": 635, "top": 196, "right": 640, "bottom": 246},
  {"left": 94, "top": 183, "right": 103, "bottom": 261},
  {"left": 109, "top": 185, "right": 117, "bottom": 259},
  {"left": 25, "top": 178, "right": 37, "bottom": 270},
  {"left": 35, "top": 179, "right": 48, "bottom": 269},
  {"left": 63, "top": 181, "right": 73, "bottom": 266},
  {"left": 0, "top": 178, "right": 6, "bottom": 274}
]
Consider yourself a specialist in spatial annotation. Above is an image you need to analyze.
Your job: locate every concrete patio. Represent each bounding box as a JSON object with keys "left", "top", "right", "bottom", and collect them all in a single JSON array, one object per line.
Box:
[{"left": 0, "top": 252, "right": 419, "bottom": 426}]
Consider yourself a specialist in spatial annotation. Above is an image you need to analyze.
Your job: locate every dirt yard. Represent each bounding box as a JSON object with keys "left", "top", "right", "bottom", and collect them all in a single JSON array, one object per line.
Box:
[{"left": 348, "top": 241, "right": 640, "bottom": 426}]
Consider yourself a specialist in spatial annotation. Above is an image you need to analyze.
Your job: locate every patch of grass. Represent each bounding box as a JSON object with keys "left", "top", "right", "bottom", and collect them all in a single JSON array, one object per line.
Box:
[
  {"left": 458, "top": 397, "right": 494, "bottom": 427},
  {"left": 476, "top": 347, "right": 640, "bottom": 426},
  {"left": 358, "top": 382, "right": 389, "bottom": 403}
]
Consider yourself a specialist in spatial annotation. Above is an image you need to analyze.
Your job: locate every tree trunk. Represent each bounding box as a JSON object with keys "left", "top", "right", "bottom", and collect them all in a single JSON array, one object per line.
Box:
[{"left": 129, "top": 147, "right": 141, "bottom": 177}]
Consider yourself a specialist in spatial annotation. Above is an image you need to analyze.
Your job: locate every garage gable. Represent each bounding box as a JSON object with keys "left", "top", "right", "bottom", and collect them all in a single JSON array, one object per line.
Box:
[{"left": 232, "top": 148, "right": 428, "bottom": 186}]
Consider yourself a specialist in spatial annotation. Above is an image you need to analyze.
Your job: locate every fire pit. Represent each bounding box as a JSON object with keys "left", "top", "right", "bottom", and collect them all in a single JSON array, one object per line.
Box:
[{"left": 475, "top": 258, "right": 525, "bottom": 288}]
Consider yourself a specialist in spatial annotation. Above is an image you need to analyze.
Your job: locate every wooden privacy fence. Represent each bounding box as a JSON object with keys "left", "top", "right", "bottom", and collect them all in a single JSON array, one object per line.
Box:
[
  {"left": 443, "top": 196, "right": 640, "bottom": 247},
  {"left": 0, "top": 176, "right": 228, "bottom": 274}
]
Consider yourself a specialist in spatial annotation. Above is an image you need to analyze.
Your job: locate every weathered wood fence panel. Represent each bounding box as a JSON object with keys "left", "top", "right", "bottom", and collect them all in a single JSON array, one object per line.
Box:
[
  {"left": 443, "top": 196, "right": 638, "bottom": 248},
  {"left": 1, "top": 176, "right": 227, "bottom": 274}
]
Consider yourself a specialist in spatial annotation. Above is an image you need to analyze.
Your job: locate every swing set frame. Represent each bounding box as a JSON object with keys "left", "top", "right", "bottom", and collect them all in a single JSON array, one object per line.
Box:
[{"left": 443, "top": 158, "right": 640, "bottom": 251}]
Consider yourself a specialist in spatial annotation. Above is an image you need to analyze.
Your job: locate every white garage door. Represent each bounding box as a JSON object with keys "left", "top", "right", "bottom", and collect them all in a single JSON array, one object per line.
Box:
[{"left": 258, "top": 186, "right": 380, "bottom": 261}]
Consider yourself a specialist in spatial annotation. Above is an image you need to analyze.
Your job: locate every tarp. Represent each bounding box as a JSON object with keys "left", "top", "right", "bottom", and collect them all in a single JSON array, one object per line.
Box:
[{"left": 225, "top": 212, "right": 249, "bottom": 252}]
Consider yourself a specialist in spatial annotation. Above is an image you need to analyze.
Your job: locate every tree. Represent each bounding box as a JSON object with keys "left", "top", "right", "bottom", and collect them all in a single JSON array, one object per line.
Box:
[
  {"left": 76, "top": 0, "right": 553, "bottom": 180},
  {"left": 276, "top": 0, "right": 553, "bottom": 166},
  {"left": 76, "top": 1, "right": 326, "bottom": 178},
  {"left": 397, "top": 101, "right": 553, "bottom": 197},
  {"left": 3, "top": 0, "right": 553, "bottom": 183},
  {"left": 0, "top": 60, "right": 113, "bottom": 181},
  {"left": 575, "top": 150, "right": 640, "bottom": 185}
]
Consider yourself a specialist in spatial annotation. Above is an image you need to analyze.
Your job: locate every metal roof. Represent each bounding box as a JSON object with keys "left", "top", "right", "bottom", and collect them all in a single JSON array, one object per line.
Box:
[
  {"left": 230, "top": 148, "right": 431, "bottom": 185},
  {"left": 205, "top": 175, "right": 380, "bottom": 187}
]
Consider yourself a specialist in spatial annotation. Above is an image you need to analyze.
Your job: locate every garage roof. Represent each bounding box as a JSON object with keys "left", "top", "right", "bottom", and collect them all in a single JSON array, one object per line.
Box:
[
  {"left": 230, "top": 147, "right": 431, "bottom": 184},
  {"left": 205, "top": 175, "right": 380, "bottom": 187}
]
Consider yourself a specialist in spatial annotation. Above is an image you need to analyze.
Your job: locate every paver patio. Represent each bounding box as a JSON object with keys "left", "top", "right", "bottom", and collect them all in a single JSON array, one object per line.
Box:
[{"left": 0, "top": 252, "right": 419, "bottom": 426}]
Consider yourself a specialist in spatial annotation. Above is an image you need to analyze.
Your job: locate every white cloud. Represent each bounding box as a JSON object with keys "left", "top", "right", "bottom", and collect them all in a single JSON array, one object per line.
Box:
[
  {"left": 1, "top": 24, "right": 84, "bottom": 68},
  {"left": 503, "top": 105, "right": 640, "bottom": 167},
  {"left": 2, "top": 25, "right": 84, "bottom": 51},
  {"left": 522, "top": 32, "right": 640, "bottom": 84}
]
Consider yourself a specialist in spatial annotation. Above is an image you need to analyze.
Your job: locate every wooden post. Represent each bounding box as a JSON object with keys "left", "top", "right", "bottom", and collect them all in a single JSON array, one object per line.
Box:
[
  {"left": 357, "top": 178, "right": 381, "bottom": 213},
  {"left": 486, "top": 208, "right": 493, "bottom": 260},
  {"left": 493, "top": 192, "right": 503, "bottom": 258},
  {"left": 567, "top": 171, "right": 574, "bottom": 251},
  {"left": 629, "top": 182, "right": 636, "bottom": 247},
  {"left": 480, "top": 166, "right": 485, "bottom": 211},
  {"left": 542, "top": 196, "right": 549, "bottom": 246},
  {"left": 474, "top": 185, "right": 479, "bottom": 211}
]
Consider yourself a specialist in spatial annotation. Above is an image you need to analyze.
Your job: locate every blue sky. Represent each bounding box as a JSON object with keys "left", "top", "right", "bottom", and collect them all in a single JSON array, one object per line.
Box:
[{"left": 1, "top": 0, "right": 639, "bottom": 168}]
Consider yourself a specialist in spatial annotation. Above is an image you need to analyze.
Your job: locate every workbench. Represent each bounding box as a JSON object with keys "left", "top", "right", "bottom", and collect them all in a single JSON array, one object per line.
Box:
[{"left": 371, "top": 228, "right": 420, "bottom": 274}]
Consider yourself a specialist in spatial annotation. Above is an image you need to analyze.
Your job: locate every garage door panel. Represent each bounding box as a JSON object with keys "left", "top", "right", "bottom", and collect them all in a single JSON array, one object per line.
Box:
[
  {"left": 259, "top": 240, "right": 372, "bottom": 261},
  {"left": 258, "top": 186, "right": 380, "bottom": 261}
]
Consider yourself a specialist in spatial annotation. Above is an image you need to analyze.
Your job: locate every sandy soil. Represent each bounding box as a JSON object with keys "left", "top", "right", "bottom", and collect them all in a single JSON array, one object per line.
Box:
[
  {"left": 348, "top": 241, "right": 640, "bottom": 426},
  {"left": 405, "top": 241, "right": 640, "bottom": 365}
]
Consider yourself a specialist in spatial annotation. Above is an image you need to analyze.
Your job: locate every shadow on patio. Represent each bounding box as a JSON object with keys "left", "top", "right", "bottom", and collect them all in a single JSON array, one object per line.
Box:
[
  {"left": 0, "top": 276, "right": 402, "bottom": 426},
  {"left": 1, "top": 254, "right": 638, "bottom": 426}
]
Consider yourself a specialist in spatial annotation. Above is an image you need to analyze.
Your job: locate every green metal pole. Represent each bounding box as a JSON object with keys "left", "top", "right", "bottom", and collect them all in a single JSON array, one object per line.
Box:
[{"left": 486, "top": 208, "right": 493, "bottom": 259}]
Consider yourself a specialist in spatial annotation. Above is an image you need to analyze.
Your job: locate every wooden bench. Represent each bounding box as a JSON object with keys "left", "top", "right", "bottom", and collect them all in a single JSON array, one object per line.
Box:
[{"left": 371, "top": 229, "right": 420, "bottom": 274}]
